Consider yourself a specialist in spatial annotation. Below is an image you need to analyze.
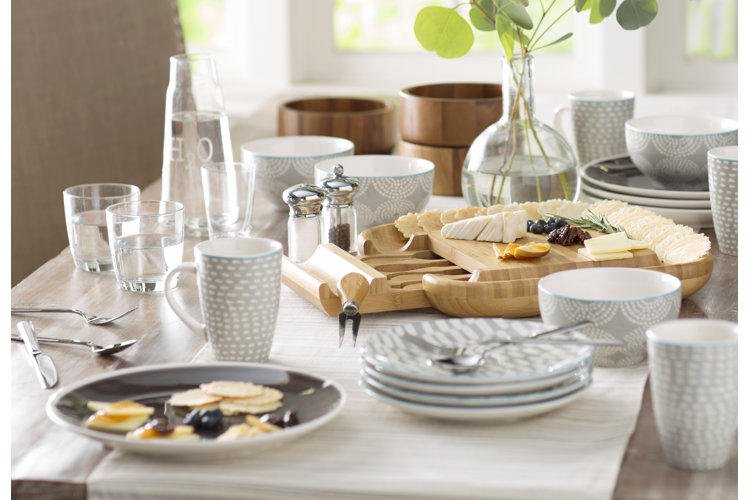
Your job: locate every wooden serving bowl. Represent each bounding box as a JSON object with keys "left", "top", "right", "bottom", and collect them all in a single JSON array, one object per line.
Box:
[
  {"left": 397, "top": 139, "right": 468, "bottom": 196},
  {"left": 277, "top": 97, "right": 397, "bottom": 155},
  {"left": 399, "top": 83, "right": 502, "bottom": 147}
]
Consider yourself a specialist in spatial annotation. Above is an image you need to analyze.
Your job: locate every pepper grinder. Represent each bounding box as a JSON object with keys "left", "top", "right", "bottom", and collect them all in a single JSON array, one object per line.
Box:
[
  {"left": 320, "top": 164, "right": 359, "bottom": 255},
  {"left": 282, "top": 184, "right": 326, "bottom": 263}
]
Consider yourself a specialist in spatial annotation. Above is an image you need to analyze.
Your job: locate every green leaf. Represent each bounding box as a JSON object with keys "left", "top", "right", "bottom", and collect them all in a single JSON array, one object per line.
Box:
[
  {"left": 589, "top": 0, "right": 616, "bottom": 23},
  {"left": 495, "top": 0, "right": 533, "bottom": 30},
  {"left": 535, "top": 32, "right": 573, "bottom": 50},
  {"left": 495, "top": 13, "right": 516, "bottom": 62},
  {"left": 469, "top": 0, "right": 495, "bottom": 32},
  {"left": 616, "top": 0, "right": 658, "bottom": 30},
  {"left": 414, "top": 6, "right": 474, "bottom": 58},
  {"left": 576, "top": 0, "right": 593, "bottom": 12}
]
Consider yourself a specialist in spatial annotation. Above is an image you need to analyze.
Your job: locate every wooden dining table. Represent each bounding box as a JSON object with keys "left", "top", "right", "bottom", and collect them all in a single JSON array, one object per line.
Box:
[{"left": 10, "top": 172, "right": 738, "bottom": 499}]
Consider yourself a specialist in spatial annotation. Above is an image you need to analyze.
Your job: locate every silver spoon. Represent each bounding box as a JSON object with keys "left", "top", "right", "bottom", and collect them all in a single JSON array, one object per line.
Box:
[
  {"left": 430, "top": 321, "right": 600, "bottom": 374},
  {"left": 11, "top": 335, "right": 137, "bottom": 356},
  {"left": 11, "top": 306, "right": 137, "bottom": 325}
]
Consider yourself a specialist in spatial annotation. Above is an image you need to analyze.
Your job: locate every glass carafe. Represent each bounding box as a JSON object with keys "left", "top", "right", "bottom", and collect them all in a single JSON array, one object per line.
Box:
[
  {"left": 461, "top": 54, "right": 577, "bottom": 207},
  {"left": 162, "top": 53, "right": 233, "bottom": 237}
]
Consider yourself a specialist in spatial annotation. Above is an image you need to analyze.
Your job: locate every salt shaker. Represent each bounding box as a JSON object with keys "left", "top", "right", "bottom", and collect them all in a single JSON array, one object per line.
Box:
[
  {"left": 282, "top": 184, "right": 326, "bottom": 263},
  {"left": 320, "top": 164, "right": 359, "bottom": 255}
]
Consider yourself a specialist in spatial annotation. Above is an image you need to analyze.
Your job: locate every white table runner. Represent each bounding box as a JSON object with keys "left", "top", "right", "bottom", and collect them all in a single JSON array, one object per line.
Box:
[{"left": 88, "top": 281, "right": 649, "bottom": 500}]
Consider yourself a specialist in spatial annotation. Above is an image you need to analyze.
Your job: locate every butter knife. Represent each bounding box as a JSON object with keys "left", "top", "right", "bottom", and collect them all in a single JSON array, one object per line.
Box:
[{"left": 17, "top": 321, "right": 58, "bottom": 389}]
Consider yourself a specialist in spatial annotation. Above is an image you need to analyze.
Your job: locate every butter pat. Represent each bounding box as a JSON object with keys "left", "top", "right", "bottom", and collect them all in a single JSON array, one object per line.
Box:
[
  {"left": 584, "top": 232, "right": 649, "bottom": 254},
  {"left": 578, "top": 248, "right": 633, "bottom": 261}
]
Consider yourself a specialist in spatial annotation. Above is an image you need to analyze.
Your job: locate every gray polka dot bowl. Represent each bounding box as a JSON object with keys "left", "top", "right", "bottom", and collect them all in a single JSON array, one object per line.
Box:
[
  {"left": 538, "top": 268, "right": 682, "bottom": 367},
  {"left": 646, "top": 319, "right": 738, "bottom": 470},
  {"left": 625, "top": 115, "right": 737, "bottom": 191},
  {"left": 314, "top": 155, "right": 434, "bottom": 231},
  {"left": 241, "top": 136, "right": 354, "bottom": 212}
]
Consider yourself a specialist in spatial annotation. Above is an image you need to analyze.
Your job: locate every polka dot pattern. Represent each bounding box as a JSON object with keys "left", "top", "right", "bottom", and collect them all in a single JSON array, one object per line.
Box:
[
  {"left": 707, "top": 150, "right": 738, "bottom": 255},
  {"left": 571, "top": 98, "right": 633, "bottom": 166},
  {"left": 197, "top": 251, "right": 281, "bottom": 361}
]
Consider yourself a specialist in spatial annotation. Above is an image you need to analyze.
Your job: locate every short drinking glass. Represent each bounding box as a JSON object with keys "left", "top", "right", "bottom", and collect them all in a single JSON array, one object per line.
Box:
[
  {"left": 201, "top": 162, "right": 255, "bottom": 238},
  {"left": 106, "top": 200, "right": 184, "bottom": 292},
  {"left": 63, "top": 183, "right": 141, "bottom": 272}
]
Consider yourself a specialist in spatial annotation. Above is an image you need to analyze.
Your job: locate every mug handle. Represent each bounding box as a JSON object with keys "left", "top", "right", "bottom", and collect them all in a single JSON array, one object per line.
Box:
[
  {"left": 164, "top": 263, "right": 206, "bottom": 338},
  {"left": 553, "top": 105, "right": 572, "bottom": 144}
]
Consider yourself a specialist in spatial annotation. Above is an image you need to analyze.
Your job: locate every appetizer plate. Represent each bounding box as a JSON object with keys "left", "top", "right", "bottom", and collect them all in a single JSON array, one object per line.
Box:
[
  {"left": 361, "top": 318, "right": 594, "bottom": 385},
  {"left": 46, "top": 362, "right": 346, "bottom": 457},
  {"left": 580, "top": 180, "right": 711, "bottom": 209},
  {"left": 360, "top": 358, "right": 592, "bottom": 397},
  {"left": 359, "top": 368, "right": 591, "bottom": 407},
  {"left": 359, "top": 376, "right": 592, "bottom": 422},
  {"left": 580, "top": 155, "right": 710, "bottom": 200}
]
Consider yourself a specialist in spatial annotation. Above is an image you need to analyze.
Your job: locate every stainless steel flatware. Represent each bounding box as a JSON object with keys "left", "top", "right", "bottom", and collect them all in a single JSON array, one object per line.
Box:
[
  {"left": 402, "top": 320, "right": 595, "bottom": 358},
  {"left": 11, "top": 305, "right": 137, "bottom": 325},
  {"left": 336, "top": 273, "right": 369, "bottom": 348},
  {"left": 11, "top": 334, "right": 137, "bottom": 356},
  {"left": 17, "top": 321, "right": 58, "bottom": 389}
]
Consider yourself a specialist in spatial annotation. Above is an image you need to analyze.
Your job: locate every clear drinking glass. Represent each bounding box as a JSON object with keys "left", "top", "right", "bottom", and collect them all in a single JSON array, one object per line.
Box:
[
  {"left": 105, "top": 200, "right": 184, "bottom": 292},
  {"left": 201, "top": 162, "right": 255, "bottom": 238},
  {"left": 161, "top": 53, "right": 233, "bottom": 237},
  {"left": 63, "top": 183, "right": 141, "bottom": 272}
]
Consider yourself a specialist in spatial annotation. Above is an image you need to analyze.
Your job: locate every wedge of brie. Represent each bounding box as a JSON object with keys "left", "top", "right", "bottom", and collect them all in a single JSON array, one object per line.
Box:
[
  {"left": 440, "top": 214, "right": 492, "bottom": 240},
  {"left": 476, "top": 214, "right": 504, "bottom": 241}
]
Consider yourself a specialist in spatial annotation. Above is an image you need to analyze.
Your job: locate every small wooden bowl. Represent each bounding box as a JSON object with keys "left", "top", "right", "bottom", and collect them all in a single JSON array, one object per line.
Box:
[
  {"left": 277, "top": 97, "right": 397, "bottom": 155},
  {"left": 397, "top": 139, "right": 467, "bottom": 197},
  {"left": 399, "top": 83, "right": 502, "bottom": 147}
]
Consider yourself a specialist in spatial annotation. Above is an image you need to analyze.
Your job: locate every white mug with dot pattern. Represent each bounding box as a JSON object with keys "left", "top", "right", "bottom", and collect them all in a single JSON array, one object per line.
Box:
[
  {"left": 647, "top": 319, "right": 738, "bottom": 471},
  {"left": 707, "top": 146, "right": 738, "bottom": 255},
  {"left": 554, "top": 90, "right": 635, "bottom": 167},
  {"left": 165, "top": 237, "right": 282, "bottom": 362}
]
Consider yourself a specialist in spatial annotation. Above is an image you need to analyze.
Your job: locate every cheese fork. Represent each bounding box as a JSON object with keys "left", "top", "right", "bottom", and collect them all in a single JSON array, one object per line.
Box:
[{"left": 11, "top": 305, "right": 137, "bottom": 325}]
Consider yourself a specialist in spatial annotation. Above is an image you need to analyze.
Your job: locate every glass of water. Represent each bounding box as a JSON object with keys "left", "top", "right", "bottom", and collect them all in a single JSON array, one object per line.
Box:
[
  {"left": 63, "top": 183, "right": 141, "bottom": 272},
  {"left": 201, "top": 162, "right": 255, "bottom": 238},
  {"left": 105, "top": 200, "right": 184, "bottom": 292}
]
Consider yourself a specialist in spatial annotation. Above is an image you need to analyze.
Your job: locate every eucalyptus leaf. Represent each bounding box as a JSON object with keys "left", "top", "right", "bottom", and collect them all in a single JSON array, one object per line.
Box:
[
  {"left": 469, "top": 1, "right": 495, "bottom": 32},
  {"left": 576, "top": 0, "right": 593, "bottom": 12},
  {"left": 534, "top": 32, "right": 573, "bottom": 50},
  {"left": 495, "top": 0, "right": 533, "bottom": 30},
  {"left": 495, "top": 13, "right": 516, "bottom": 62},
  {"left": 414, "top": 6, "right": 475, "bottom": 58},
  {"left": 616, "top": 0, "right": 658, "bottom": 30}
]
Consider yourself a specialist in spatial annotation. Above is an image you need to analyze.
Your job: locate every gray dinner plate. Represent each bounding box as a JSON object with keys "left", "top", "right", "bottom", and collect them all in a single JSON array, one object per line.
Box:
[{"left": 46, "top": 362, "right": 346, "bottom": 457}]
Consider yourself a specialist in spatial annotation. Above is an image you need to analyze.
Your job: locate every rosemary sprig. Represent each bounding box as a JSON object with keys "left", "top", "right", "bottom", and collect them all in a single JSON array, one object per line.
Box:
[{"left": 542, "top": 210, "right": 631, "bottom": 238}]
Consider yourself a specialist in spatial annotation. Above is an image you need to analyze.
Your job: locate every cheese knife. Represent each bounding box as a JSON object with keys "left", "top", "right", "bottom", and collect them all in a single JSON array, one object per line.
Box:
[{"left": 17, "top": 321, "right": 58, "bottom": 389}]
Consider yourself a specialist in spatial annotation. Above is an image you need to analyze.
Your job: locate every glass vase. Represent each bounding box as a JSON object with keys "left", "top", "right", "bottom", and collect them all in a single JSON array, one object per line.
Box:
[{"left": 461, "top": 54, "right": 578, "bottom": 207}]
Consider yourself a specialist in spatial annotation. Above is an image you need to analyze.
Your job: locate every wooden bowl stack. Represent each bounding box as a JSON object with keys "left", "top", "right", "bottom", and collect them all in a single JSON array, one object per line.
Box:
[
  {"left": 278, "top": 97, "right": 397, "bottom": 155},
  {"left": 398, "top": 83, "right": 502, "bottom": 196}
]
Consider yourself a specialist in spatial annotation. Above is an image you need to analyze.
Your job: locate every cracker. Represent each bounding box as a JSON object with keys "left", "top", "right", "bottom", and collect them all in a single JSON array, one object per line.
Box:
[
  {"left": 219, "top": 400, "right": 283, "bottom": 416},
  {"left": 199, "top": 380, "right": 264, "bottom": 398},
  {"left": 216, "top": 423, "right": 263, "bottom": 441},
  {"left": 417, "top": 209, "right": 444, "bottom": 233},
  {"left": 394, "top": 213, "right": 421, "bottom": 238},
  {"left": 168, "top": 388, "right": 223, "bottom": 407}
]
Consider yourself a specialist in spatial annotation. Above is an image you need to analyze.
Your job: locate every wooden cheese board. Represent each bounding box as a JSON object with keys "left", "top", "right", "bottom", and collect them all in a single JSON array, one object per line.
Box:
[{"left": 281, "top": 223, "right": 713, "bottom": 318}]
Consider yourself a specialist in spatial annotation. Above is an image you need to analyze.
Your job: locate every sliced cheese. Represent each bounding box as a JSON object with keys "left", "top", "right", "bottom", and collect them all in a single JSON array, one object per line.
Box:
[
  {"left": 476, "top": 213, "right": 504, "bottom": 241},
  {"left": 584, "top": 232, "right": 650, "bottom": 254},
  {"left": 501, "top": 211, "right": 518, "bottom": 243},
  {"left": 578, "top": 248, "right": 633, "bottom": 261},
  {"left": 440, "top": 215, "right": 491, "bottom": 240}
]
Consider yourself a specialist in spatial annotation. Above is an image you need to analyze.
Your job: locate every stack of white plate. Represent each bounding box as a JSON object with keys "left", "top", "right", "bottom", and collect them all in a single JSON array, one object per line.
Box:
[
  {"left": 578, "top": 155, "right": 712, "bottom": 228},
  {"left": 359, "top": 318, "right": 594, "bottom": 421}
]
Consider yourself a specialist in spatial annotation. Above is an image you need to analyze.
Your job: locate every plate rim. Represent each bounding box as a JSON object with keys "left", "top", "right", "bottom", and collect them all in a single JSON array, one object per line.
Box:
[
  {"left": 45, "top": 362, "right": 347, "bottom": 455},
  {"left": 580, "top": 155, "right": 710, "bottom": 200},
  {"left": 580, "top": 180, "right": 711, "bottom": 209}
]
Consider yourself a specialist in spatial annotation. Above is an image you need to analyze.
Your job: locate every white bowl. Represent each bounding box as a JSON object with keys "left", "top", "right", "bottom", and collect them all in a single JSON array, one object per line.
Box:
[
  {"left": 241, "top": 136, "right": 354, "bottom": 211},
  {"left": 314, "top": 155, "right": 434, "bottom": 230},
  {"left": 625, "top": 115, "right": 737, "bottom": 191},
  {"left": 537, "top": 267, "right": 682, "bottom": 367}
]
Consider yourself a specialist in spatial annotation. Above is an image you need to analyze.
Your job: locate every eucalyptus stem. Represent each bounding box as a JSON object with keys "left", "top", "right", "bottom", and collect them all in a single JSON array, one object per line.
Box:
[{"left": 528, "top": 4, "right": 575, "bottom": 52}]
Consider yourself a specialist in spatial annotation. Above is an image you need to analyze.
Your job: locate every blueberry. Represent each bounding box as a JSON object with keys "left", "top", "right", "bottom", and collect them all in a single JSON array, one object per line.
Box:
[
  {"left": 536, "top": 219, "right": 546, "bottom": 226},
  {"left": 555, "top": 219, "right": 567, "bottom": 228},
  {"left": 530, "top": 222, "right": 545, "bottom": 234},
  {"left": 526, "top": 220, "right": 533, "bottom": 232},
  {"left": 544, "top": 223, "right": 555, "bottom": 233},
  {"left": 199, "top": 409, "right": 224, "bottom": 429},
  {"left": 183, "top": 409, "right": 202, "bottom": 427}
]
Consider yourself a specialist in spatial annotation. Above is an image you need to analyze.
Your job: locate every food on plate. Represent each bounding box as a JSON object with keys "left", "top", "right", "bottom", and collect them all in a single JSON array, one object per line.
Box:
[
  {"left": 167, "top": 388, "right": 222, "bottom": 408},
  {"left": 547, "top": 225, "right": 591, "bottom": 246},
  {"left": 126, "top": 417, "right": 199, "bottom": 441},
  {"left": 493, "top": 242, "right": 551, "bottom": 260},
  {"left": 440, "top": 210, "right": 527, "bottom": 243},
  {"left": 260, "top": 409, "right": 299, "bottom": 428},
  {"left": 199, "top": 380, "right": 265, "bottom": 398},
  {"left": 183, "top": 408, "right": 225, "bottom": 430},
  {"left": 84, "top": 400, "right": 155, "bottom": 432},
  {"left": 216, "top": 414, "right": 283, "bottom": 442},
  {"left": 169, "top": 381, "right": 284, "bottom": 415}
]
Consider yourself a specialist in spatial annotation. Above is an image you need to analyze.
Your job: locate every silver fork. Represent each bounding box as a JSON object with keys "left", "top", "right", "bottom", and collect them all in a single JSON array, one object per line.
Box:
[{"left": 11, "top": 305, "right": 137, "bottom": 325}]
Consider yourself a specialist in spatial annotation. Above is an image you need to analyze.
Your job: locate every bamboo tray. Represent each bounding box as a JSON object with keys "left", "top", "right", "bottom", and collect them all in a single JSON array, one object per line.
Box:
[{"left": 281, "top": 223, "right": 713, "bottom": 318}]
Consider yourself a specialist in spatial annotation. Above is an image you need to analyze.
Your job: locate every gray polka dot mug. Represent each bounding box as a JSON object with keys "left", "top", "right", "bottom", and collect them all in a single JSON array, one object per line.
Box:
[{"left": 165, "top": 237, "right": 283, "bottom": 362}]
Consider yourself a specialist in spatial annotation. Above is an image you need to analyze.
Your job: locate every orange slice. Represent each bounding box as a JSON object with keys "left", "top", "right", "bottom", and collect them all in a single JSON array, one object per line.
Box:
[
  {"left": 503, "top": 243, "right": 519, "bottom": 260},
  {"left": 513, "top": 242, "right": 551, "bottom": 259},
  {"left": 492, "top": 243, "right": 504, "bottom": 259}
]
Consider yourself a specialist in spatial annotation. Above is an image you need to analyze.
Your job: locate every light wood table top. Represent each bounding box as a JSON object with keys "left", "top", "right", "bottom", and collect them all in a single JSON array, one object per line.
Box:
[{"left": 10, "top": 180, "right": 737, "bottom": 499}]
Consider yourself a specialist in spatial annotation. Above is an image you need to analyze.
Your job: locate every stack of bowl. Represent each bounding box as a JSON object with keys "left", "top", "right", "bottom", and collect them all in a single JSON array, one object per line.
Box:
[
  {"left": 398, "top": 83, "right": 502, "bottom": 196},
  {"left": 277, "top": 97, "right": 397, "bottom": 155}
]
